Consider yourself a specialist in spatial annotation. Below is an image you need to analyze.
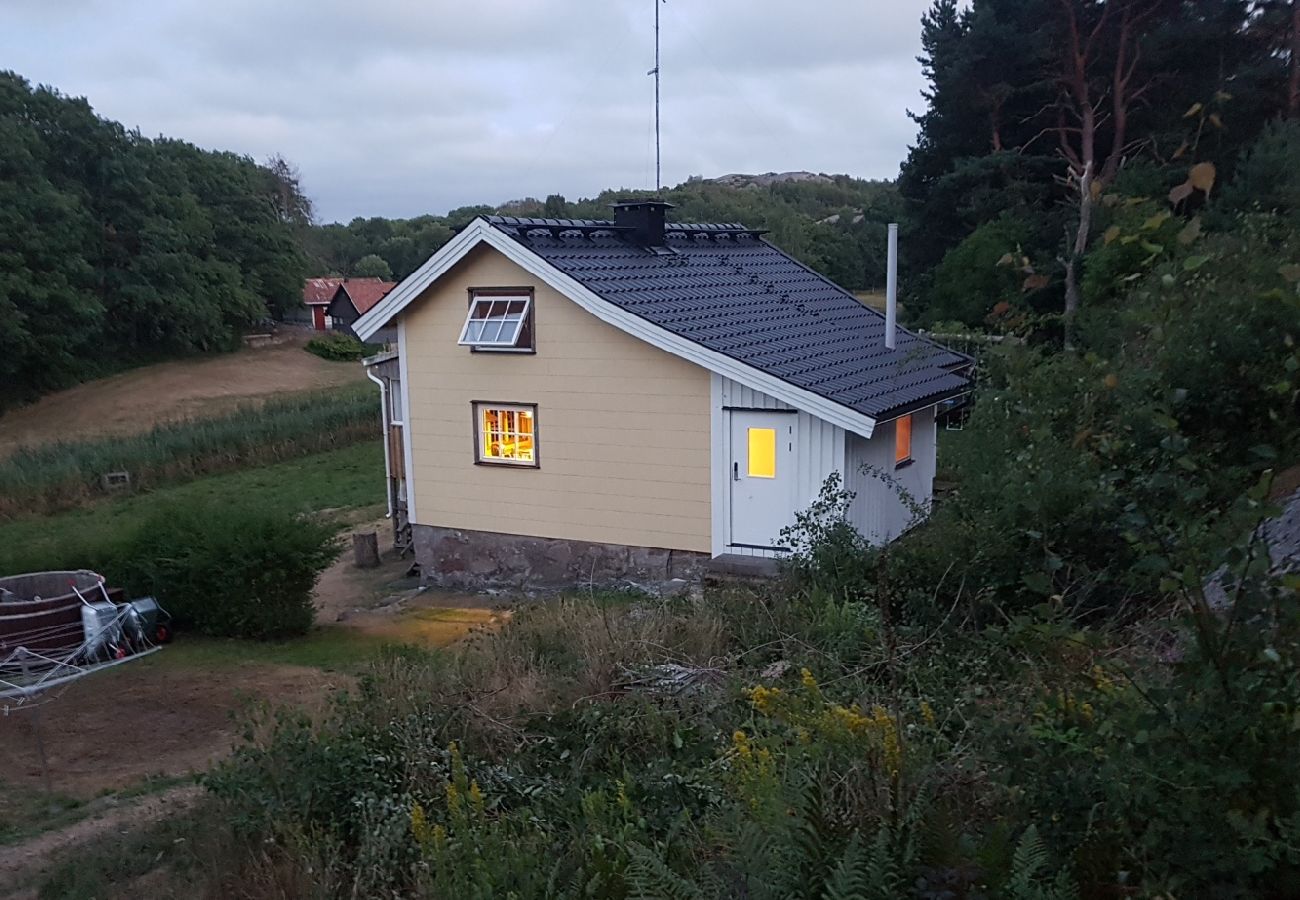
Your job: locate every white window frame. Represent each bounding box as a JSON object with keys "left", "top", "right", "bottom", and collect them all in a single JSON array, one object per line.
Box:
[
  {"left": 458, "top": 294, "right": 532, "bottom": 349},
  {"left": 473, "top": 402, "right": 538, "bottom": 467}
]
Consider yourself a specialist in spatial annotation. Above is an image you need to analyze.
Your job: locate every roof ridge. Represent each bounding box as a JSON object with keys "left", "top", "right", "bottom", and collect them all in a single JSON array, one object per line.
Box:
[{"left": 483, "top": 214, "right": 755, "bottom": 234}]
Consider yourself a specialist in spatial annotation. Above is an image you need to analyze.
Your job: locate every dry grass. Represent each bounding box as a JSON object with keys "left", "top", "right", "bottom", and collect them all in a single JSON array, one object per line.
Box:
[{"left": 356, "top": 594, "right": 728, "bottom": 754}]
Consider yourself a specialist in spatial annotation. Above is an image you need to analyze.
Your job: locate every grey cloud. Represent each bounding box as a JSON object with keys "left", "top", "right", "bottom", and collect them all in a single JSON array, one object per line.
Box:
[{"left": 1, "top": 0, "right": 933, "bottom": 222}]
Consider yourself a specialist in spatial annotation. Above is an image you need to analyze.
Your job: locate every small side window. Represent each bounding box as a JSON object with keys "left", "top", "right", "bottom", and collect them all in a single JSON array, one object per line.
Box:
[
  {"left": 388, "top": 378, "right": 403, "bottom": 424},
  {"left": 894, "top": 414, "right": 913, "bottom": 468}
]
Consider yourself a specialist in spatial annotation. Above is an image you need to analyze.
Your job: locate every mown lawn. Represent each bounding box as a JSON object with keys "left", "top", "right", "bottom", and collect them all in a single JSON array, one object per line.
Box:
[{"left": 0, "top": 441, "right": 384, "bottom": 574}]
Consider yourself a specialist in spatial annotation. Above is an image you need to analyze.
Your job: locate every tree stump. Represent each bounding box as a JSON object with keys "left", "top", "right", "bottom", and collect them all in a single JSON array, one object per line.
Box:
[{"left": 352, "top": 531, "right": 380, "bottom": 569}]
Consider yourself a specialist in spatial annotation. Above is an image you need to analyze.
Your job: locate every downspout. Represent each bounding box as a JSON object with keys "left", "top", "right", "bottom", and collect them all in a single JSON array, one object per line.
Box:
[{"left": 366, "top": 367, "right": 394, "bottom": 518}]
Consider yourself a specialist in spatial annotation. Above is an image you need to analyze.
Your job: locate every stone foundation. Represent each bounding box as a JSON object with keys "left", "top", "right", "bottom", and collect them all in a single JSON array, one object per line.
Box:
[{"left": 412, "top": 524, "right": 708, "bottom": 596}]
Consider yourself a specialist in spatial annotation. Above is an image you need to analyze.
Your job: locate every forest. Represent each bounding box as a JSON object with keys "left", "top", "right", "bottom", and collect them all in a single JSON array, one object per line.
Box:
[{"left": 0, "top": 71, "right": 310, "bottom": 408}]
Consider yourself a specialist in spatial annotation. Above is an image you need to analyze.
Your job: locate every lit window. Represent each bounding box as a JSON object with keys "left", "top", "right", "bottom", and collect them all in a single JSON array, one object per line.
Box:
[
  {"left": 474, "top": 403, "right": 537, "bottom": 466},
  {"left": 459, "top": 293, "right": 532, "bottom": 350},
  {"left": 895, "top": 414, "right": 913, "bottom": 467},
  {"left": 748, "top": 427, "right": 777, "bottom": 478}
]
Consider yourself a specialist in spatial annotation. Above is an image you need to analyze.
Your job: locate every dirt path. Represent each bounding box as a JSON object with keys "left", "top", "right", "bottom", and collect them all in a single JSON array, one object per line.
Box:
[
  {"left": 0, "top": 661, "right": 344, "bottom": 798},
  {"left": 0, "top": 784, "right": 202, "bottom": 896},
  {"left": 0, "top": 328, "right": 366, "bottom": 455}
]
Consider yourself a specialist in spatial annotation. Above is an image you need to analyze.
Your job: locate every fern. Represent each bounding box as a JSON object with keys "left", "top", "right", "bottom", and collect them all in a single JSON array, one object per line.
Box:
[
  {"left": 1003, "top": 825, "right": 1079, "bottom": 900},
  {"left": 821, "top": 834, "right": 870, "bottom": 900},
  {"left": 625, "top": 843, "right": 705, "bottom": 900},
  {"left": 864, "top": 826, "right": 902, "bottom": 900}
]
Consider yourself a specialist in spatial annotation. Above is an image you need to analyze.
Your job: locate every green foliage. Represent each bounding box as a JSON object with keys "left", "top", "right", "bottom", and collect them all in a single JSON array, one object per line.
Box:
[
  {"left": 1081, "top": 198, "right": 1184, "bottom": 306},
  {"left": 0, "top": 383, "right": 379, "bottom": 519},
  {"left": 0, "top": 442, "right": 382, "bottom": 584},
  {"left": 900, "top": 0, "right": 1291, "bottom": 311},
  {"left": 1212, "top": 119, "right": 1300, "bottom": 226},
  {"left": 925, "top": 214, "right": 1032, "bottom": 327},
  {"left": 779, "top": 472, "right": 875, "bottom": 603},
  {"left": 117, "top": 499, "right": 340, "bottom": 639},
  {"left": 304, "top": 331, "right": 384, "bottom": 361},
  {"left": 351, "top": 253, "right": 393, "bottom": 279},
  {"left": 0, "top": 72, "right": 306, "bottom": 407}
]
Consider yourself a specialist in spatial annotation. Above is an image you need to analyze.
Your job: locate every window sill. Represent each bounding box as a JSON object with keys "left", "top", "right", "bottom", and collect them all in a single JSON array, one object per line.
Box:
[
  {"left": 894, "top": 459, "right": 914, "bottom": 471},
  {"left": 469, "top": 347, "right": 536, "bottom": 354},
  {"left": 474, "top": 459, "right": 539, "bottom": 469}
]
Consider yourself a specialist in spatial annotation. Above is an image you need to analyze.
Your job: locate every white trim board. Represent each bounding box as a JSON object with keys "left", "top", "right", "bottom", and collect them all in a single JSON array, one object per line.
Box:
[
  {"left": 396, "top": 319, "right": 417, "bottom": 525},
  {"left": 353, "top": 218, "right": 879, "bottom": 439}
]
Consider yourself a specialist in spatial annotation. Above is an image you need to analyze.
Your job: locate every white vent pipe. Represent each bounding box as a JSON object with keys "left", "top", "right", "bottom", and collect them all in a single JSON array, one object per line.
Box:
[{"left": 885, "top": 222, "right": 898, "bottom": 350}]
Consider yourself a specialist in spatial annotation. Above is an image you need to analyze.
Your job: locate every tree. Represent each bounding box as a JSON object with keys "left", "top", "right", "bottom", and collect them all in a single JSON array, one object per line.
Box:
[
  {"left": 264, "top": 154, "right": 314, "bottom": 228},
  {"left": 543, "top": 193, "right": 568, "bottom": 217},
  {"left": 353, "top": 254, "right": 393, "bottom": 279},
  {"left": 1052, "top": 0, "right": 1170, "bottom": 344}
]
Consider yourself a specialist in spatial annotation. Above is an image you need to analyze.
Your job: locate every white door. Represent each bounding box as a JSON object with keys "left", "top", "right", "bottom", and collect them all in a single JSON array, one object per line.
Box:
[{"left": 729, "top": 411, "right": 796, "bottom": 549}]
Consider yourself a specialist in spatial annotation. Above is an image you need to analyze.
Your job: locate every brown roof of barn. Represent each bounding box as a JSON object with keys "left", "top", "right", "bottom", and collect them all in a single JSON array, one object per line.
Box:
[
  {"left": 336, "top": 279, "right": 397, "bottom": 315},
  {"left": 303, "top": 277, "right": 345, "bottom": 305}
]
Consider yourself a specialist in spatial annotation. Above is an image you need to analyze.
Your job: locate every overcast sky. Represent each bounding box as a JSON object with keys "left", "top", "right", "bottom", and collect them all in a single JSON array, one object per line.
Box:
[{"left": 1, "top": 1, "right": 935, "bottom": 223}]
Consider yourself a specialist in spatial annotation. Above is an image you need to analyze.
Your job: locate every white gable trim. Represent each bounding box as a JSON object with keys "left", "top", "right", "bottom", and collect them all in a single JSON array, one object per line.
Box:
[{"left": 353, "top": 218, "right": 878, "bottom": 439}]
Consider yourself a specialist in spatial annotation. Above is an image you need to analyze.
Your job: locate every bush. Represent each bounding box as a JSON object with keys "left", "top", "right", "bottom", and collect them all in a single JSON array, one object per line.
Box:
[
  {"left": 305, "top": 332, "right": 383, "bottom": 361},
  {"left": 115, "top": 501, "right": 340, "bottom": 639},
  {"left": 924, "top": 214, "right": 1032, "bottom": 328}
]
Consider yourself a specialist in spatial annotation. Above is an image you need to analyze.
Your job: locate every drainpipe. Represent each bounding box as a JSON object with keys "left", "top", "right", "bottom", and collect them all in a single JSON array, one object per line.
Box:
[
  {"left": 366, "top": 368, "right": 394, "bottom": 518},
  {"left": 885, "top": 222, "right": 898, "bottom": 350}
]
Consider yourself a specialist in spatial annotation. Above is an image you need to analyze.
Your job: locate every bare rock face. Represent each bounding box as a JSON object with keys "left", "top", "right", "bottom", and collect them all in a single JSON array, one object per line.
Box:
[
  {"left": 708, "top": 171, "right": 834, "bottom": 189},
  {"left": 1203, "top": 488, "right": 1300, "bottom": 609}
]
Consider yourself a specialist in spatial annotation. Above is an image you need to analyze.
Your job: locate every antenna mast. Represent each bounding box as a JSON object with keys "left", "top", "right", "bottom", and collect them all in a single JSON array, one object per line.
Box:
[{"left": 653, "top": 0, "right": 661, "bottom": 191}]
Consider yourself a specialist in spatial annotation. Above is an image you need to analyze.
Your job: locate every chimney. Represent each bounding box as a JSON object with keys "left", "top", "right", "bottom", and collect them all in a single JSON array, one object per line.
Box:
[
  {"left": 612, "top": 198, "right": 674, "bottom": 247},
  {"left": 885, "top": 222, "right": 898, "bottom": 350}
]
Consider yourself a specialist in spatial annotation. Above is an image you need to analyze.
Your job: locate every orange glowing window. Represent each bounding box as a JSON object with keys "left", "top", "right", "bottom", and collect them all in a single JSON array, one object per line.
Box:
[
  {"left": 748, "top": 427, "right": 777, "bottom": 478},
  {"left": 475, "top": 403, "right": 537, "bottom": 466},
  {"left": 895, "top": 414, "right": 913, "bottom": 466}
]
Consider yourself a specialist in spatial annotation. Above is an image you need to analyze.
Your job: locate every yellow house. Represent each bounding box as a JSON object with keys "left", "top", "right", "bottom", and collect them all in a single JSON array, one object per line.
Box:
[{"left": 354, "top": 201, "right": 969, "bottom": 592}]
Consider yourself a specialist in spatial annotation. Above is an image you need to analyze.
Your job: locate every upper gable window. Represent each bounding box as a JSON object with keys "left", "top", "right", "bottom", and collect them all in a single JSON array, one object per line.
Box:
[{"left": 459, "top": 290, "right": 534, "bottom": 352}]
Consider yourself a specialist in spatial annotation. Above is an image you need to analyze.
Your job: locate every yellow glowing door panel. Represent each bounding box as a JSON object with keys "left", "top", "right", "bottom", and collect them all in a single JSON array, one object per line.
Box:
[{"left": 747, "top": 427, "right": 777, "bottom": 478}]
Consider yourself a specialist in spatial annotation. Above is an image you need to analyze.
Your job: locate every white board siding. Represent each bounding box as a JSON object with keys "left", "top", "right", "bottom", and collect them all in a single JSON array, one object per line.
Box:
[
  {"left": 845, "top": 406, "right": 937, "bottom": 545},
  {"left": 716, "top": 376, "right": 846, "bottom": 558}
]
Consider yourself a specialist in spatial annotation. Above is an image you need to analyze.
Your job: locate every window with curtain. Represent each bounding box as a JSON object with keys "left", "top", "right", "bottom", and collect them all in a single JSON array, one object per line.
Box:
[{"left": 474, "top": 403, "right": 537, "bottom": 466}]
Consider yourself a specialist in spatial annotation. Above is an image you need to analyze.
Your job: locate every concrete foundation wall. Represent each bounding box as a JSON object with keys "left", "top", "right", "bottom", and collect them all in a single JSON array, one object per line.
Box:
[{"left": 413, "top": 523, "right": 707, "bottom": 595}]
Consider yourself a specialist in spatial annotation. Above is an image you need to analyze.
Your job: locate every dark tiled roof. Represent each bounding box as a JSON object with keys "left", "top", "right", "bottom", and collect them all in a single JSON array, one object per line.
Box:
[{"left": 485, "top": 216, "right": 971, "bottom": 420}]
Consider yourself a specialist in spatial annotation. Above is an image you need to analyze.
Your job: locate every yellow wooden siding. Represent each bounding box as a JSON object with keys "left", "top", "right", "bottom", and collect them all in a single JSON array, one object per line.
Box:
[{"left": 401, "top": 245, "right": 712, "bottom": 552}]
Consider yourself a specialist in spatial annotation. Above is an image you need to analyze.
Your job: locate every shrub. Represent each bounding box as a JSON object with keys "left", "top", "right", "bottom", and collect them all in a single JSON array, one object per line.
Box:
[
  {"left": 115, "top": 500, "right": 340, "bottom": 639},
  {"left": 924, "top": 215, "right": 1032, "bottom": 328},
  {"left": 305, "top": 332, "right": 383, "bottom": 361}
]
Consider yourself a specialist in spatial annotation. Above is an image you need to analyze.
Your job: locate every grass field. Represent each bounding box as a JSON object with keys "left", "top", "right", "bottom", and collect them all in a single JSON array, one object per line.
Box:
[
  {"left": 0, "top": 441, "right": 384, "bottom": 575},
  {"left": 0, "top": 330, "right": 367, "bottom": 455},
  {"left": 0, "top": 382, "right": 379, "bottom": 519}
]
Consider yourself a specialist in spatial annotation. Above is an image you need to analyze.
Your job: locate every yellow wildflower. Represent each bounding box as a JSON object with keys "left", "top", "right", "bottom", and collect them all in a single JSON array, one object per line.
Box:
[
  {"left": 411, "top": 801, "right": 433, "bottom": 846},
  {"left": 800, "top": 667, "right": 818, "bottom": 689},
  {"left": 920, "top": 700, "right": 936, "bottom": 727},
  {"left": 469, "top": 779, "right": 485, "bottom": 815},
  {"left": 872, "top": 705, "right": 902, "bottom": 777}
]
